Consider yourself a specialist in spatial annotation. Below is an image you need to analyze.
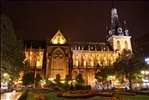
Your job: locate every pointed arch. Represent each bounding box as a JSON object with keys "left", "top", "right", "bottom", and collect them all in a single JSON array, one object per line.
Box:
[
  {"left": 51, "top": 47, "right": 65, "bottom": 70},
  {"left": 117, "top": 40, "right": 121, "bottom": 51},
  {"left": 72, "top": 69, "right": 79, "bottom": 80},
  {"left": 88, "top": 70, "right": 94, "bottom": 82},
  {"left": 124, "top": 41, "right": 128, "bottom": 50}
]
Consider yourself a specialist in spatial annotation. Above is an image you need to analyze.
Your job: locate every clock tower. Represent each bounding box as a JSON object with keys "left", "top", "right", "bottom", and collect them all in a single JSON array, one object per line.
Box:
[{"left": 107, "top": 8, "right": 132, "bottom": 52}]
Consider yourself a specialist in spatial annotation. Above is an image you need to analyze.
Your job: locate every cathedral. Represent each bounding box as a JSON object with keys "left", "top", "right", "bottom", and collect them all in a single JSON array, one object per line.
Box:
[{"left": 23, "top": 7, "right": 132, "bottom": 88}]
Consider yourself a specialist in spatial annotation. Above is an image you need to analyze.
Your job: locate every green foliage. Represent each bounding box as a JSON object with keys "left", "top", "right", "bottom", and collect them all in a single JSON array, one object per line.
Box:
[
  {"left": 1, "top": 15, "right": 26, "bottom": 81},
  {"left": 54, "top": 74, "right": 61, "bottom": 86},
  {"left": 95, "top": 67, "right": 114, "bottom": 82},
  {"left": 113, "top": 49, "right": 147, "bottom": 90},
  {"left": 63, "top": 83, "right": 71, "bottom": 91},
  {"left": 44, "top": 78, "right": 52, "bottom": 87},
  {"left": 1, "top": 73, "right": 10, "bottom": 82},
  {"left": 26, "top": 91, "right": 149, "bottom": 100},
  {"left": 63, "top": 75, "right": 71, "bottom": 90},
  {"left": 65, "top": 75, "right": 71, "bottom": 83},
  {"left": 75, "top": 84, "right": 83, "bottom": 90},
  {"left": 35, "top": 74, "right": 42, "bottom": 87},
  {"left": 134, "top": 73, "right": 144, "bottom": 82},
  {"left": 75, "top": 74, "right": 85, "bottom": 85},
  {"left": 22, "top": 73, "right": 33, "bottom": 86}
]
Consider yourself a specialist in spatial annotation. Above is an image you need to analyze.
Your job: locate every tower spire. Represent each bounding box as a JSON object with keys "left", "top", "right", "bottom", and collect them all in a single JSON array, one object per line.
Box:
[
  {"left": 124, "top": 20, "right": 129, "bottom": 36},
  {"left": 106, "top": 26, "right": 109, "bottom": 39},
  {"left": 124, "top": 20, "right": 127, "bottom": 30},
  {"left": 111, "top": 7, "right": 121, "bottom": 35}
]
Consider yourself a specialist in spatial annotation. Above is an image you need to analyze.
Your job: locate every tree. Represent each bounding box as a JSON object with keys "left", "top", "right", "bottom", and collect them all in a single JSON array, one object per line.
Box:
[
  {"left": 75, "top": 74, "right": 85, "bottom": 85},
  {"left": 22, "top": 73, "right": 32, "bottom": 86},
  {"left": 35, "top": 74, "right": 42, "bottom": 87},
  {"left": 1, "top": 15, "right": 27, "bottom": 81},
  {"left": 64, "top": 75, "right": 71, "bottom": 90},
  {"left": 44, "top": 78, "right": 52, "bottom": 88},
  {"left": 95, "top": 67, "right": 114, "bottom": 82},
  {"left": 75, "top": 74, "right": 85, "bottom": 90},
  {"left": 54, "top": 74, "right": 61, "bottom": 86},
  {"left": 113, "top": 49, "right": 147, "bottom": 90}
]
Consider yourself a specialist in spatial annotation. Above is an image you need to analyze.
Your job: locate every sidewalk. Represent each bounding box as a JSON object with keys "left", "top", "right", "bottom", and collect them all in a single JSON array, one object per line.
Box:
[{"left": 1, "top": 91, "right": 23, "bottom": 100}]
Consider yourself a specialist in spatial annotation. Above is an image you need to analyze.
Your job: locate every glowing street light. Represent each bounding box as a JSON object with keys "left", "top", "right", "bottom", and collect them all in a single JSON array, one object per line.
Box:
[
  {"left": 3, "top": 73, "right": 8, "bottom": 77},
  {"left": 48, "top": 78, "right": 53, "bottom": 81},
  {"left": 141, "top": 71, "right": 149, "bottom": 75}
]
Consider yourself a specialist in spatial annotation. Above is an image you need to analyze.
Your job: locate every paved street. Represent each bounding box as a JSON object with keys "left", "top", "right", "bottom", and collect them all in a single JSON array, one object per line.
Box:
[{"left": 1, "top": 91, "right": 23, "bottom": 100}]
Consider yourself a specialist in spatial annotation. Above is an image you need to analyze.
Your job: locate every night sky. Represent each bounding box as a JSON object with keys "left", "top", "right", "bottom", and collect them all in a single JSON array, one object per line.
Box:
[{"left": 1, "top": 1, "right": 149, "bottom": 42}]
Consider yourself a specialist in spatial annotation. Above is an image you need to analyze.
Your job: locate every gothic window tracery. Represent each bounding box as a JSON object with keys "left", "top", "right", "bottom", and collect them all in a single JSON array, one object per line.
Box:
[{"left": 52, "top": 50, "right": 64, "bottom": 70}]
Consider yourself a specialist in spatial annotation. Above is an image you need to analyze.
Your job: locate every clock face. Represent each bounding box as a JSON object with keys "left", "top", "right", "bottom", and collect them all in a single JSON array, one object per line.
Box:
[
  {"left": 117, "top": 27, "right": 122, "bottom": 33},
  {"left": 109, "top": 30, "right": 112, "bottom": 35}
]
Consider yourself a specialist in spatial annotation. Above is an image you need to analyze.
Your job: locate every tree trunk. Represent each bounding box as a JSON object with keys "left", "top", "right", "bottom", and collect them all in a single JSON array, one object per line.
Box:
[{"left": 129, "top": 79, "right": 132, "bottom": 91}]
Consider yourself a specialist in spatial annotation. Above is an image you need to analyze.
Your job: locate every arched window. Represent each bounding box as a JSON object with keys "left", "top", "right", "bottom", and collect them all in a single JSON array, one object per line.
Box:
[
  {"left": 72, "top": 71, "right": 78, "bottom": 79},
  {"left": 125, "top": 41, "right": 128, "bottom": 49},
  {"left": 52, "top": 50, "right": 64, "bottom": 70},
  {"left": 117, "top": 41, "right": 121, "bottom": 51},
  {"left": 88, "top": 71, "right": 94, "bottom": 83}
]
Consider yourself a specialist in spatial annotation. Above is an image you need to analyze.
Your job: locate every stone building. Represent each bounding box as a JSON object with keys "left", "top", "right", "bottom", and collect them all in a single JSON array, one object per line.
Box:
[
  {"left": 133, "top": 33, "right": 149, "bottom": 59},
  {"left": 23, "top": 7, "right": 132, "bottom": 88}
]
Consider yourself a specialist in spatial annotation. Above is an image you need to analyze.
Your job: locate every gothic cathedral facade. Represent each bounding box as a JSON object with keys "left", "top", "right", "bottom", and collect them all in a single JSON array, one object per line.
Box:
[{"left": 24, "top": 7, "right": 132, "bottom": 88}]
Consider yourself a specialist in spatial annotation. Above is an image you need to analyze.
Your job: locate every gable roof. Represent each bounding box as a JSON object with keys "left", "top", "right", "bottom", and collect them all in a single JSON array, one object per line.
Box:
[{"left": 50, "top": 29, "right": 67, "bottom": 44}]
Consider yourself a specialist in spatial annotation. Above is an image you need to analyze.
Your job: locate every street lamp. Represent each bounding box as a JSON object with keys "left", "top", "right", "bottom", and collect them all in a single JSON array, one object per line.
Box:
[
  {"left": 141, "top": 70, "right": 149, "bottom": 88},
  {"left": 3, "top": 73, "right": 8, "bottom": 77},
  {"left": 48, "top": 78, "right": 54, "bottom": 81}
]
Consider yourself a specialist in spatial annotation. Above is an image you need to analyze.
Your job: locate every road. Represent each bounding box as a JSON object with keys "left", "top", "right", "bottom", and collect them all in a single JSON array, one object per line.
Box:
[{"left": 1, "top": 91, "right": 23, "bottom": 100}]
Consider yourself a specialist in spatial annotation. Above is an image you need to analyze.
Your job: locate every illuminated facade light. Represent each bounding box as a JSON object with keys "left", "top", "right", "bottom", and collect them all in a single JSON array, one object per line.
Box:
[
  {"left": 141, "top": 71, "right": 145, "bottom": 74},
  {"left": 145, "top": 58, "right": 149, "bottom": 65},
  {"left": 3, "top": 73, "right": 8, "bottom": 77},
  {"left": 48, "top": 78, "right": 53, "bottom": 81},
  {"left": 51, "top": 30, "right": 67, "bottom": 44}
]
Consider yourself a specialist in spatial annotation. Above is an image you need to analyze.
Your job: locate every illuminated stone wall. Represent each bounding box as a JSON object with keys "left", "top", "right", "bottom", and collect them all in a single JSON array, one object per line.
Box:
[
  {"left": 108, "top": 35, "right": 132, "bottom": 52},
  {"left": 46, "top": 30, "right": 71, "bottom": 79},
  {"left": 71, "top": 49, "right": 118, "bottom": 87},
  {"left": 24, "top": 49, "right": 44, "bottom": 69},
  {"left": 72, "top": 50, "right": 117, "bottom": 68},
  {"left": 46, "top": 47, "right": 70, "bottom": 79}
]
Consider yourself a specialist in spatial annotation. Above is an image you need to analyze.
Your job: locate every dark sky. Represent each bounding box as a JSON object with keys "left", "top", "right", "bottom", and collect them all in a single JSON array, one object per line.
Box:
[{"left": 1, "top": 1, "right": 149, "bottom": 42}]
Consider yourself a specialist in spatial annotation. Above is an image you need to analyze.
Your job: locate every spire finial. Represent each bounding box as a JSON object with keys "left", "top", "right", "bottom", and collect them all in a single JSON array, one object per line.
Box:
[
  {"left": 106, "top": 26, "right": 108, "bottom": 30},
  {"left": 124, "top": 20, "right": 126, "bottom": 24},
  {"left": 124, "top": 20, "right": 127, "bottom": 30},
  {"left": 124, "top": 20, "right": 129, "bottom": 36}
]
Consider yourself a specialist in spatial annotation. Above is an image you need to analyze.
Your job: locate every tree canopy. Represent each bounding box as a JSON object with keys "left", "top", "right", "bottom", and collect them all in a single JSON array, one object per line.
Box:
[
  {"left": 113, "top": 49, "right": 147, "bottom": 90},
  {"left": 1, "top": 15, "right": 26, "bottom": 82},
  {"left": 22, "top": 73, "right": 33, "bottom": 86},
  {"left": 95, "top": 67, "right": 114, "bottom": 82},
  {"left": 75, "top": 73, "right": 85, "bottom": 85},
  {"left": 35, "top": 74, "right": 42, "bottom": 87}
]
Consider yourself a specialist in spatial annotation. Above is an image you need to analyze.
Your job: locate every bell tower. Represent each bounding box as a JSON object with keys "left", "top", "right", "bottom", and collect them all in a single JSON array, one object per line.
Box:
[{"left": 107, "top": 7, "right": 132, "bottom": 52}]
